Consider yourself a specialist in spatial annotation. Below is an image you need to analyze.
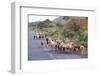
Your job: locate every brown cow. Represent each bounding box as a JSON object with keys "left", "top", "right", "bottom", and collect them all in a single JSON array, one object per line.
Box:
[{"left": 47, "top": 40, "right": 57, "bottom": 49}]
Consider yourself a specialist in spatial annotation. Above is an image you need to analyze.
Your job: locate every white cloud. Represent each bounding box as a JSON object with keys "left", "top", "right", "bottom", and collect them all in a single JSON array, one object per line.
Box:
[{"left": 29, "top": 15, "right": 58, "bottom": 22}]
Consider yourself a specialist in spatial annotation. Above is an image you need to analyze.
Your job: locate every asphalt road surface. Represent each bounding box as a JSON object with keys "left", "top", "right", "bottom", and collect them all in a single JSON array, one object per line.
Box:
[{"left": 28, "top": 31, "right": 81, "bottom": 61}]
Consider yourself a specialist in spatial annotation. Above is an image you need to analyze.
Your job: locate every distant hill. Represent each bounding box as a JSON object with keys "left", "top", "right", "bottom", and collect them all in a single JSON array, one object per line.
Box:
[{"left": 53, "top": 16, "right": 70, "bottom": 25}]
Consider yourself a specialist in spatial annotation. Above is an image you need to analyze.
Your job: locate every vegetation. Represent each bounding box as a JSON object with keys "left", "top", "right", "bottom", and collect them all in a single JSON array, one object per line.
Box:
[{"left": 29, "top": 16, "right": 88, "bottom": 49}]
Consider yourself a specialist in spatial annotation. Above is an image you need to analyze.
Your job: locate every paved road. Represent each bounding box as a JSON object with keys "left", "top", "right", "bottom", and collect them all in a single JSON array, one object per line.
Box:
[{"left": 28, "top": 31, "right": 81, "bottom": 60}]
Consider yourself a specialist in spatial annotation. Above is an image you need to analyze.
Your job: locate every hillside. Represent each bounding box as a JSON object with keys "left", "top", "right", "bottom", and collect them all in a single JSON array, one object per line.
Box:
[
  {"left": 53, "top": 16, "right": 88, "bottom": 32},
  {"left": 28, "top": 16, "right": 88, "bottom": 47}
]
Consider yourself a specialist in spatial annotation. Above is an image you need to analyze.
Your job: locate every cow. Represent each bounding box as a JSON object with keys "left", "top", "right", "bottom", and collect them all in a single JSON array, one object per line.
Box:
[{"left": 47, "top": 40, "right": 57, "bottom": 49}]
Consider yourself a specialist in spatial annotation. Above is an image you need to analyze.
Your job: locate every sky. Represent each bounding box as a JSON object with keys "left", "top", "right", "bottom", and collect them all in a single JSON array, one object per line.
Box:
[{"left": 28, "top": 15, "right": 58, "bottom": 22}]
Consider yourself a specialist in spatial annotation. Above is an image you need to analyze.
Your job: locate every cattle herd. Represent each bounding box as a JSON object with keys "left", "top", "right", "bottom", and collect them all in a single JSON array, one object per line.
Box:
[{"left": 32, "top": 32, "right": 87, "bottom": 57}]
